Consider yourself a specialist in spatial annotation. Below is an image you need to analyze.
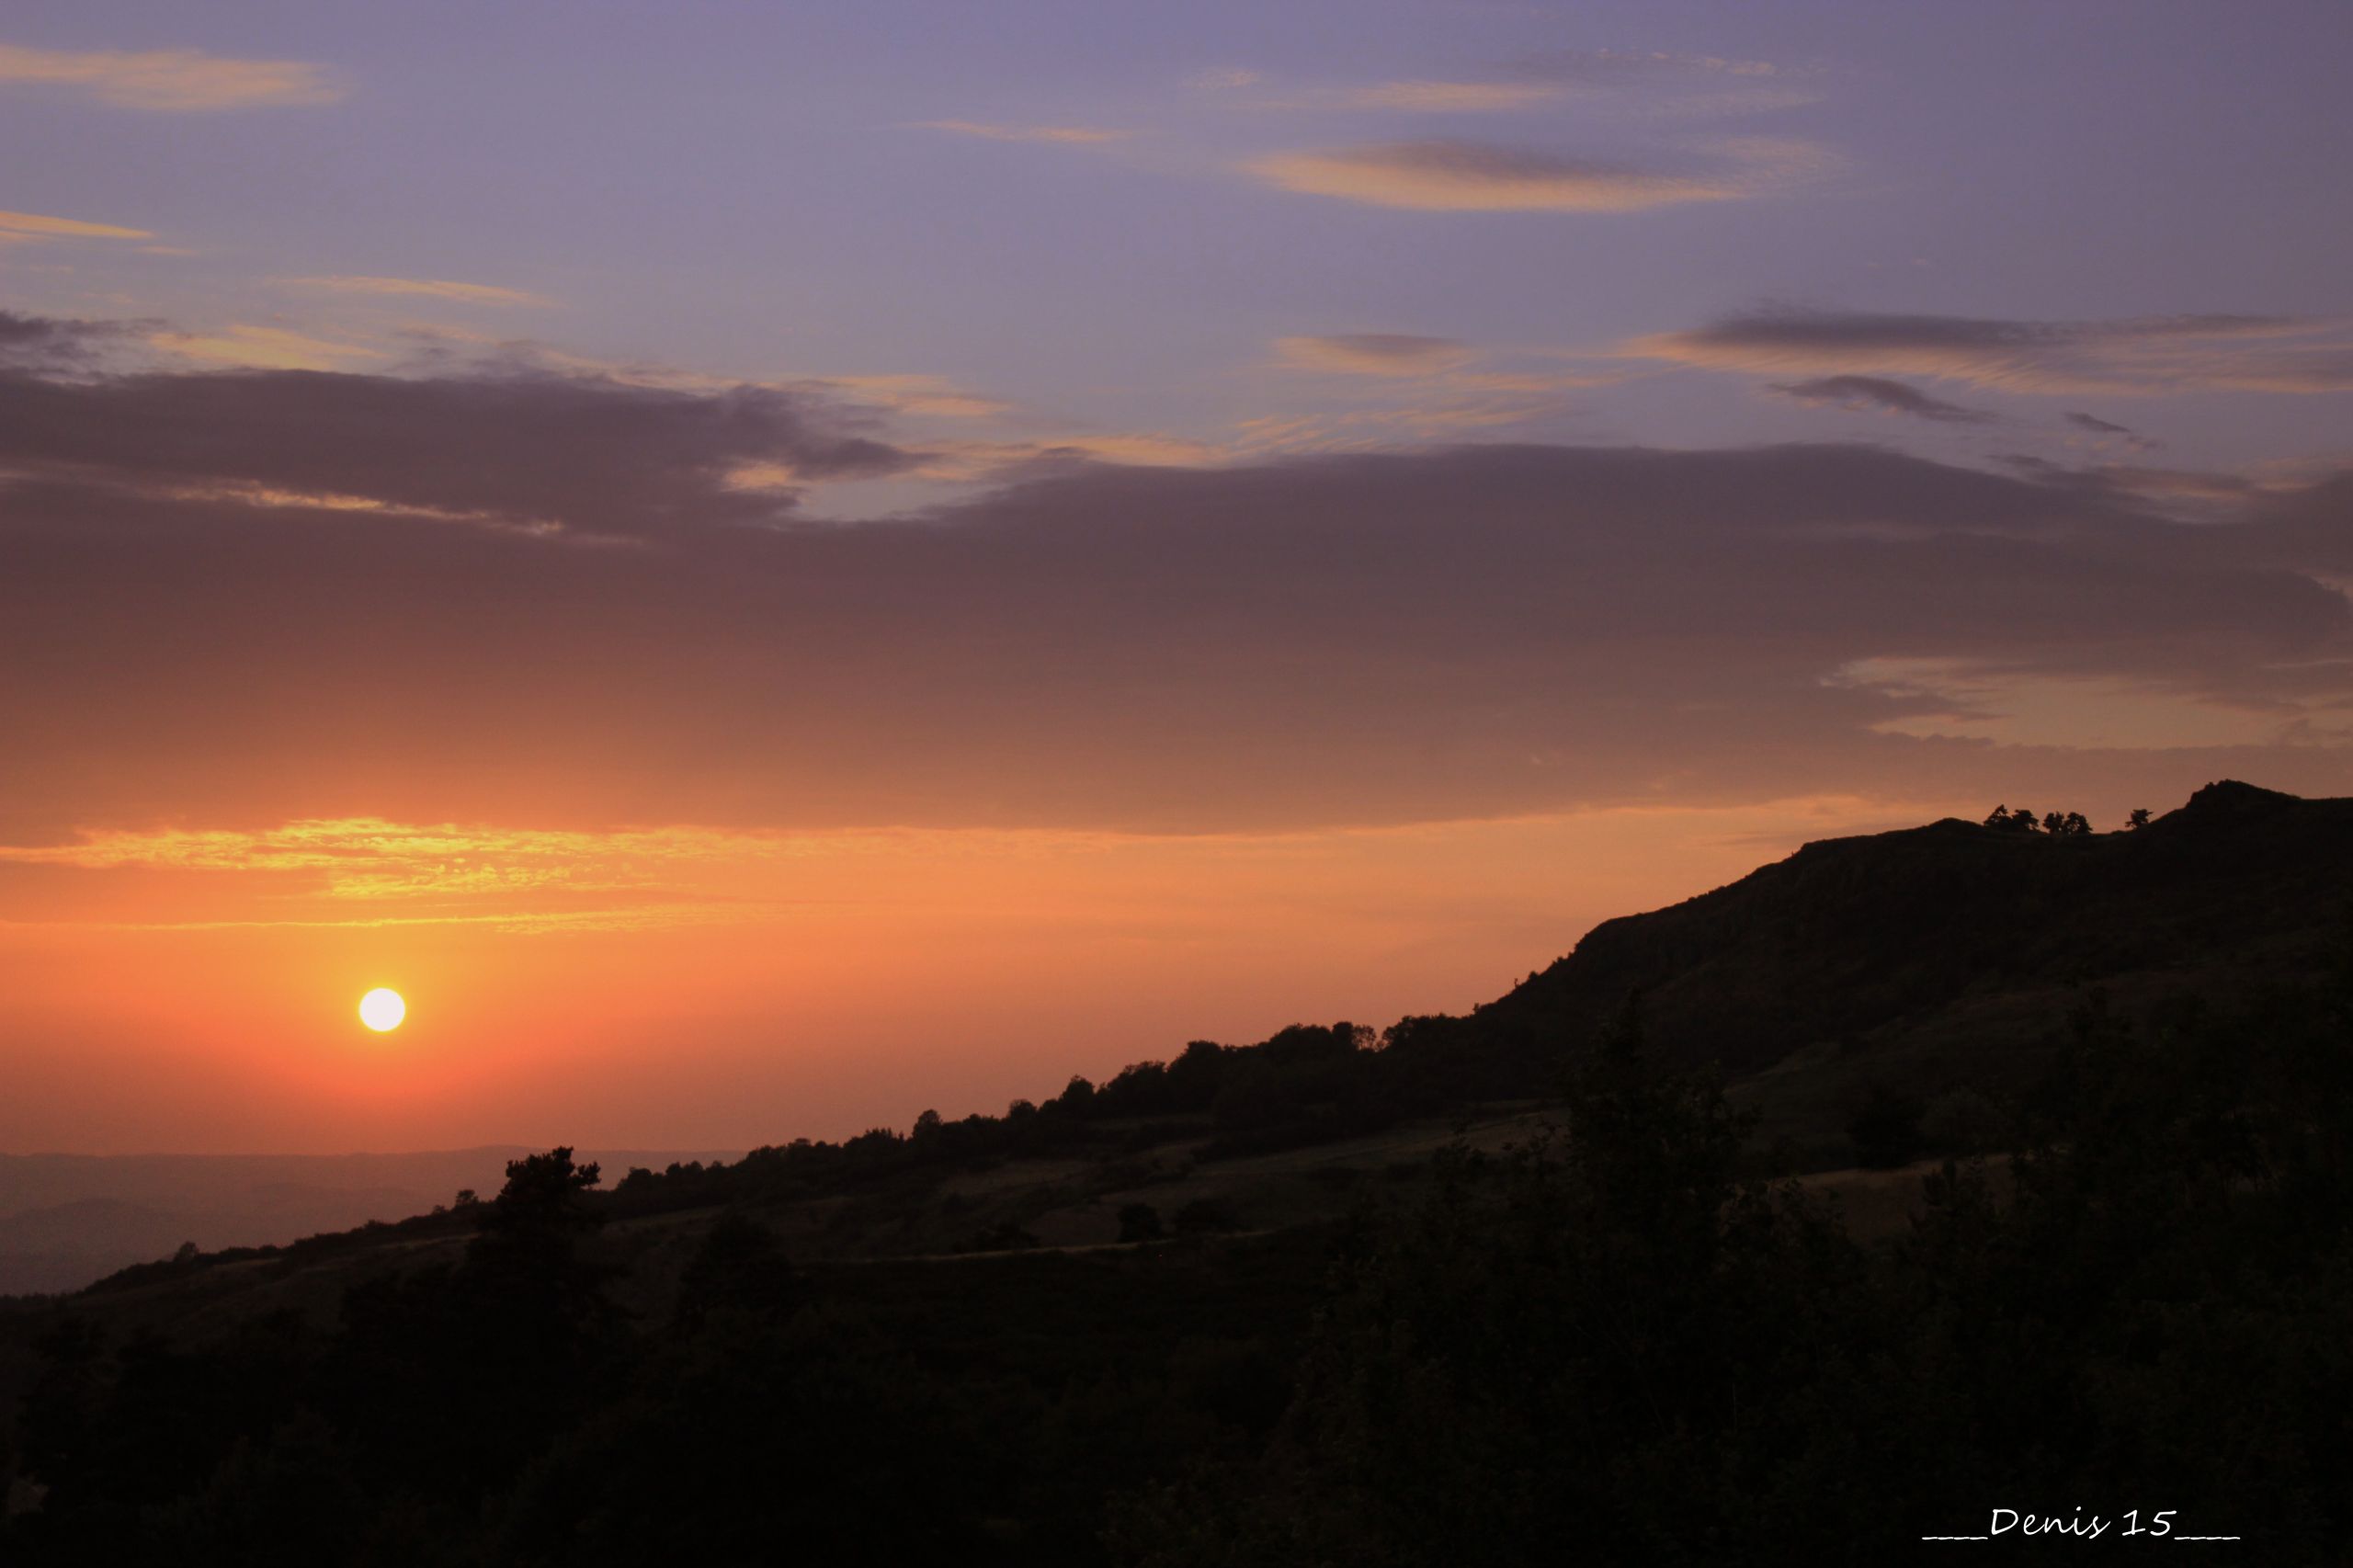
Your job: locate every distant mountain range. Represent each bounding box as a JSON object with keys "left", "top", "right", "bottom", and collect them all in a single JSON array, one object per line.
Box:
[{"left": 0, "top": 1148, "right": 737, "bottom": 1296}]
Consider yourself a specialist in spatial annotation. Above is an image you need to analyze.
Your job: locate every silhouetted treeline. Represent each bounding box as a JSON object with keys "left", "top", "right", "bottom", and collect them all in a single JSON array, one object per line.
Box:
[{"left": 597, "top": 1019, "right": 1474, "bottom": 1223}]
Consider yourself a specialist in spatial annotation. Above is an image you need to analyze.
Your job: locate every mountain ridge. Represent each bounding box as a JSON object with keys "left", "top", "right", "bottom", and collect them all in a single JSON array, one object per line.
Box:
[{"left": 1468, "top": 778, "right": 2350, "bottom": 1085}]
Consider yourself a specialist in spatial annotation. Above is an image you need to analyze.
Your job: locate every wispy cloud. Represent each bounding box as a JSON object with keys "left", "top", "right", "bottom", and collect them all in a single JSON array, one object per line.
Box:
[
  {"left": 1825, "top": 655, "right": 2318, "bottom": 750},
  {"left": 1514, "top": 49, "right": 1781, "bottom": 83},
  {"left": 150, "top": 480, "right": 563, "bottom": 539},
  {"left": 0, "top": 40, "right": 343, "bottom": 111},
  {"left": 1275, "top": 334, "right": 1476, "bottom": 376},
  {"left": 1770, "top": 375, "right": 1992, "bottom": 424},
  {"left": 1995, "top": 455, "right": 2269, "bottom": 512},
  {"left": 150, "top": 323, "right": 391, "bottom": 371},
  {"left": 818, "top": 373, "right": 1013, "bottom": 419},
  {"left": 1254, "top": 331, "right": 1619, "bottom": 449},
  {"left": 1342, "top": 81, "right": 1561, "bottom": 113},
  {"left": 1264, "top": 51, "right": 1808, "bottom": 120},
  {"left": 1242, "top": 135, "right": 1831, "bottom": 212},
  {"left": 1625, "top": 308, "right": 2353, "bottom": 395},
  {"left": 0, "top": 817, "right": 808, "bottom": 933},
  {"left": 281, "top": 276, "right": 552, "bottom": 308},
  {"left": 0, "top": 817, "right": 747, "bottom": 891},
  {"left": 2063, "top": 410, "right": 2161, "bottom": 452},
  {"left": 0, "top": 208, "right": 152, "bottom": 244},
  {"left": 1500, "top": 49, "right": 1814, "bottom": 117},
  {"left": 913, "top": 119, "right": 1130, "bottom": 144},
  {"left": 0, "top": 311, "right": 141, "bottom": 372},
  {"left": 913, "top": 431, "right": 1226, "bottom": 481}
]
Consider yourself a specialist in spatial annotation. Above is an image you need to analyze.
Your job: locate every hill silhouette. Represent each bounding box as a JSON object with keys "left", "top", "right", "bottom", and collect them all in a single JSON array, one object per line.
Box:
[{"left": 1479, "top": 779, "right": 2349, "bottom": 1076}]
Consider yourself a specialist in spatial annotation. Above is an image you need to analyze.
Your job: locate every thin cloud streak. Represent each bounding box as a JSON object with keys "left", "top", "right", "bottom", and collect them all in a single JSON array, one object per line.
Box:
[
  {"left": 913, "top": 120, "right": 1130, "bottom": 144},
  {"left": 1770, "top": 375, "right": 1992, "bottom": 424},
  {"left": 1275, "top": 334, "right": 1475, "bottom": 376},
  {"left": 281, "top": 276, "right": 553, "bottom": 308},
  {"left": 149, "top": 324, "right": 392, "bottom": 371},
  {"left": 1243, "top": 136, "right": 1831, "bottom": 211},
  {"left": 1626, "top": 309, "right": 2353, "bottom": 395},
  {"left": 0, "top": 40, "right": 344, "bottom": 111},
  {"left": 1511, "top": 49, "right": 1781, "bottom": 82},
  {"left": 1341, "top": 81, "right": 1561, "bottom": 112},
  {"left": 0, "top": 209, "right": 152, "bottom": 242}
]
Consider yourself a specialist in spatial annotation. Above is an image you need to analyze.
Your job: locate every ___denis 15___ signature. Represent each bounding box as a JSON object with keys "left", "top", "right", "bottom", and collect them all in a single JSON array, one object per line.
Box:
[{"left": 1922, "top": 1509, "right": 2240, "bottom": 1541}]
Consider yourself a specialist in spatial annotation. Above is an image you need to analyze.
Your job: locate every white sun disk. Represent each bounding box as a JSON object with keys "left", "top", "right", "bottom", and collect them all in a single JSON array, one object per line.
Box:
[{"left": 358, "top": 987, "right": 406, "bottom": 1032}]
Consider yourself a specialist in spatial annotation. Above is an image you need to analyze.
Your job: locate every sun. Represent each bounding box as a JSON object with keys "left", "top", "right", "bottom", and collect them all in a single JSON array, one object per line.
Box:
[{"left": 358, "top": 987, "right": 406, "bottom": 1032}]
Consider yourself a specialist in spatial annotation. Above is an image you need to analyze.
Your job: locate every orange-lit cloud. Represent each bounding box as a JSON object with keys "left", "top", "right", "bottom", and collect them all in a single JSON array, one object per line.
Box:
[
  {"left": 0, "top": 40, "right": 344, "bottom": 111},
  {"left": 281, "top": 276, "right": 553, "bottom": 308},
  {"left": 0, "top": 816, "right": 793, "bottom": 922},
  {"left": 1255, "top": 334, "right": 1616, "bottom": 447},
  {"left": 1275, "top": 334, "right": 1476, "bottom": 376},
  {"left": 1242, "top": 135, "right": 1830, "bottom": 211},
  {"left": 0, "top": 208, "right": 152, "bottom": 243},
  {"left": 153, "top": 479, "right": 564, "bottom": 537},
  {"left": 820, "top": 373, "right": 1014, "bottom": 419},
  {"left": 151, "top": 324, "right": 390, "bottom": 370}
]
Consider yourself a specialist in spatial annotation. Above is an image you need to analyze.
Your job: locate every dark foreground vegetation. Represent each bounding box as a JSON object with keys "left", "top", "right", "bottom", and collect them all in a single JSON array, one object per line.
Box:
[
  {"left": 3, "top": 783, "right": 2349, "bottom": 1562},
  {"left": 6, "top": 967, "right": 2350, "bottom": 1564}
]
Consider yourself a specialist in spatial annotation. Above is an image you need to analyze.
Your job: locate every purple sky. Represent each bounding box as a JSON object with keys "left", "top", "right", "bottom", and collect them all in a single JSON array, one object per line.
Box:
[{"left": 6, "top": 0, "right": 2349, "bottom": 499}]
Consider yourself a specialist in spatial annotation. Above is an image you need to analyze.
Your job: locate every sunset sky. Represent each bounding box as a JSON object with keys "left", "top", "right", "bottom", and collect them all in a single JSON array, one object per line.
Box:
[{"left": 5, "top": 1, "right": 2349, "bottom": 1154}]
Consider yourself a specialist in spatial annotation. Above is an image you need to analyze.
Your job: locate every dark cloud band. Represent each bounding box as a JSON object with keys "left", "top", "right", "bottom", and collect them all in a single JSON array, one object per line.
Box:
[{"left": 5, "top": 328, "right": 2346, "bottom": 838}]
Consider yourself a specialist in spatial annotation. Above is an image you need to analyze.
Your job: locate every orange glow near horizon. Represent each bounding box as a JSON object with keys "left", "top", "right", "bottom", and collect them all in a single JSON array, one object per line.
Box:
[{"left": 0, "top": 793, "right": 2021, "bottom": 1155}]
